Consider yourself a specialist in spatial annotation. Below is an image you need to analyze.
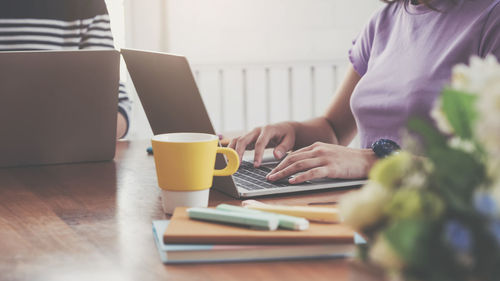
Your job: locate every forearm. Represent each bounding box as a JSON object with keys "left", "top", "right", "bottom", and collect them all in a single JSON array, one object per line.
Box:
[
  {"left": 291, "top": 65, "right": 361, "bottom": 149},
  {"left": 290, "top": 117, "right": 339, "bottom": 149},
  {"left": 116, "top": 112, "right": 128, "bottom": 139}
]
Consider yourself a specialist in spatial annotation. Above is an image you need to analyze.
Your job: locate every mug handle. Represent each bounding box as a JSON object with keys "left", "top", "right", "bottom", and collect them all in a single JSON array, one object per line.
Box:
[{"left": 213, "top": 147, "right": 240, "bottom": 176}]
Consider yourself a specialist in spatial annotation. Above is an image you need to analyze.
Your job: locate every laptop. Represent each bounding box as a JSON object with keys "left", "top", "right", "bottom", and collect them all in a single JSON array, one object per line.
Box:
[
  {"left": 0, "top": 50, "right": 119, "bottom": 168},
  {"left": 121, "top": 48, "right": 366, "bottom": 198}
]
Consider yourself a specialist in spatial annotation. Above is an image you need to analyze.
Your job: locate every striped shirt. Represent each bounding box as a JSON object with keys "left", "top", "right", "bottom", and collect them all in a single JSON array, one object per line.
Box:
[{"left": 0, "top": 0, "right": 131, "bottom": 136}]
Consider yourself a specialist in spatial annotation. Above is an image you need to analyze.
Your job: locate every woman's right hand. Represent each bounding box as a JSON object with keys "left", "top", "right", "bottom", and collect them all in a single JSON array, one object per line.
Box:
[{"left": 228, "top": 122, "right": 297, "bottom": 167}]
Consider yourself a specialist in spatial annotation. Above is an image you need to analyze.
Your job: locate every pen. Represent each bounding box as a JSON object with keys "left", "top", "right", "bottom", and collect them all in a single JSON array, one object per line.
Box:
[
  {"left": 216, "top": 204, "right": 309, "bottom": 231},
  {"left": 187, "top": 207, "right": 279, "bottom": 231}
]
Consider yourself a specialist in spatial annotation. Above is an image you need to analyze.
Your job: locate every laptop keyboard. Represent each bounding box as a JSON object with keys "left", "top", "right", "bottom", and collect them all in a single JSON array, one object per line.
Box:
[{"left": 233, "top": 161, "right": 289, "bottom": 190}]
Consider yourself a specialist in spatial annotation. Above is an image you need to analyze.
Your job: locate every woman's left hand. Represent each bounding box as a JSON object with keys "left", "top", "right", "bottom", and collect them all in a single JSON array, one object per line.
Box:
[{"left": 266, "top": 142, "right": 377, "bottom": 184}]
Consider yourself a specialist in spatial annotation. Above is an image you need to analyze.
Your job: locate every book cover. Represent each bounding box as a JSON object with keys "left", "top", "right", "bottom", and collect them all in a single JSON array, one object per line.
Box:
[
  {"left": 163, "top": 207, "right": 356, "bottom": 245},
  {"left": 153, "top": 220, "right": 359, "bottom": 264}
]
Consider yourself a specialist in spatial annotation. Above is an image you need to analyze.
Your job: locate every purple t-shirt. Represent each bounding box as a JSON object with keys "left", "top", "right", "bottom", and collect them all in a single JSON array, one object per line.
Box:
[{"left": 349, "top": 0, "right": 500, "bottom": 148}]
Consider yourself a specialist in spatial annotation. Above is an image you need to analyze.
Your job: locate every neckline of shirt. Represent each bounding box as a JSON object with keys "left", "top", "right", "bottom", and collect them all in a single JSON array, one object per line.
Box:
[{"left": 405, "top": 0, "right": 456, "bottom": 15}]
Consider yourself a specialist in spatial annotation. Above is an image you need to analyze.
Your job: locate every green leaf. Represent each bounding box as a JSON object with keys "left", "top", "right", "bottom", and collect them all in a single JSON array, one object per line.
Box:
[
  {"left": 383, "top": 219, "right": 435, "bottom": 268},
  {"left": 427, "top": 146, "right": 485, "bottom": 205},
  {"left": 408, "top": 118, "right": 447, "bottom": 148},
  {"left": 440, "top": 88, "right": 478, "bottom": 140}
]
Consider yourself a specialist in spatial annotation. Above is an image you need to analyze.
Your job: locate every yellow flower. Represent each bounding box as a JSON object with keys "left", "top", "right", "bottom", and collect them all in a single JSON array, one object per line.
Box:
[
  {"left": 385, "top": 189, "right": 444, "bottom": 220},
  {"left": 340, "top": 182, "right": 391, "bottom": 231},
  {"left": 369, "top": 234, "right": 405, "bottom": 271},
  {"left": 369, "top": 152, "right": 413, "bottom": 189}
]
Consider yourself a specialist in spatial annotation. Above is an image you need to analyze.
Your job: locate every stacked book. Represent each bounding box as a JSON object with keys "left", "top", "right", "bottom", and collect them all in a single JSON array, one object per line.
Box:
[{"left": 152, "top": 207, "right": 364, "bottom": 263}]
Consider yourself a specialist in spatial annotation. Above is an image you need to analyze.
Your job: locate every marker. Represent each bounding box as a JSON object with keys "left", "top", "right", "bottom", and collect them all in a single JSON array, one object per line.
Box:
[
  {"left": 187, "top": 207, "right": 279, "bottom": 231},
  {"left": 216, "top": 204, "right": 309, "bottom": 231},
  {"left": 242, "top": 200, "right": 340, "bottom": 223}
]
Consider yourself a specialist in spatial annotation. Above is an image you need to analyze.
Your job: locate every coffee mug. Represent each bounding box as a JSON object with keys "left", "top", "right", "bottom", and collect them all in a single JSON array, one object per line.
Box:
[{"left": 151, "top": 132, "right": 239, "bottom": 213}]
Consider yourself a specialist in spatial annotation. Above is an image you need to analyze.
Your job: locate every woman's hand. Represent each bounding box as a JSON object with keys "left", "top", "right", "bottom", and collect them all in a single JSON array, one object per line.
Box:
[
  {"left": 228, "top": 122, "right": 297, "bottom": 167},
  {"left": 266, "top": 142, "right": 377, "bottom": 184}
]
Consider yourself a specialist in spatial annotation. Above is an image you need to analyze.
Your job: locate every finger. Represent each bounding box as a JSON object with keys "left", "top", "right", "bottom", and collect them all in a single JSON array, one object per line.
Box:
[
  {"left": 273, "top": 133, "right": 295, "bottom": 160},
  {"left": 228, "top": 138, "right": 237, "bottom": 149},
  {"left": 290, "top": 142, "right": 321, "bottom": 154},
  {"left": 267, "top": 158, "right": 322, "bottom": 182},
  {"left": 289, "top": 167, "right": 329, "bottom": 184},
  {"left": 253, "top": 128, "right": 274, "bottom": 167},
  {"left": 268, "top": 150, "right": 316, "bottom": 177},
  {"left": 235, "top": 129, "right": 260, "bottom": 161}
]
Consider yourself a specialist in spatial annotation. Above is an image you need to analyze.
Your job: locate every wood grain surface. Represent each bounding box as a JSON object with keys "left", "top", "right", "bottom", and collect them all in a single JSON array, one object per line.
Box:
[{"left": 0, "top": 140, "right": 357, "bottom": 281}]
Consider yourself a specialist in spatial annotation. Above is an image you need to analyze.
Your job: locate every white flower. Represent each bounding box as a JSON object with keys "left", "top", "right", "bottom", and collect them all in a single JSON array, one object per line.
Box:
[
  {"left": 447, "top": 137, "right": 477, "bottom": 153},
  {"left": 369, "top": 234, "right": 405, "bottom": 270},
  {"left": 475, "top": 78, "right": 500, "bottom": 163},
  {"left": 451, "top": 55, "right": 500, "bottom": 95},
  {"left": 449, "top": 55, "right": 500, "bottom": 172},
  {"left": 400, "top": 170, "right": 427, "bottom": 189},
  {"left": 491, "top": 180, "right": 500, "bottom": 217},
  {"left": 339, "top": 182, "right": 391, "bottom": 231},
  {"left": 430, "top": 99, "right": 454, "bottom": 134}
]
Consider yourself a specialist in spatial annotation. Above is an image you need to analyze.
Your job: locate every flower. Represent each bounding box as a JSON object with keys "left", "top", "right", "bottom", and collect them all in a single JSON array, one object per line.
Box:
[
  {"left": 447, "top": 137, "right": 477, "bottom": 154},
  {"left": 430, "top": 99, "right": 454, "bottom": 134},
  {"left": 369, "top": 234, "right": 405, "bottom": 270},
  {"left": 344, "top": 56, "right": 500, "bottom": 280},
  {"left": 474, "top": 190, "right": 498, "bottom": 217},
  {"left": 451, "top": 55, "right": 500, "bottom": 95},
  {"left": 385, "top": 189, "right": 444, "bottom": 220},
  {"left": 475, "top": 78, "right": 500, "bottom": 166},
  {"left": 445, "top": 220, "right": 472, "bottom": 252},
  {"left": 369, "top": 152, "right": 413, "bottom": 189},
  {"left": 400, "top": 170, "right": 428, "bottom": 189},
  {"left": 444, "top": 220, "right": 474, "bottom": 267},
  {"left": 339, "top": 181, "right": 391, "bottom": 231},
  {"left": 451, "top": 55, "right": 500, "bottom": 167}
]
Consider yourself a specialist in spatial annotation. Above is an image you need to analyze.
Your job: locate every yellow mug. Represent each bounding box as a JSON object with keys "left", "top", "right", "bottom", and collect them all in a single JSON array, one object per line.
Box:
[{"left": 151, "top": 133, "right": 240, "bottom": 191}]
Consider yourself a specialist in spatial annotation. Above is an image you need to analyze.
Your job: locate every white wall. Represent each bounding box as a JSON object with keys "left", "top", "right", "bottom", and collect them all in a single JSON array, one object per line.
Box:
[
  {"left": 167, "top": 0, "right": 382, "bottom": 64},
  {"left": 119, "top": 0, "right": 383, "bottom": 140}
]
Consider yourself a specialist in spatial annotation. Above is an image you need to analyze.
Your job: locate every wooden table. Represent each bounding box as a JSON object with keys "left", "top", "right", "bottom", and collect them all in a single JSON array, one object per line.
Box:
[{"left": 0, "top": 140, "right": 356, "bottom": 281}]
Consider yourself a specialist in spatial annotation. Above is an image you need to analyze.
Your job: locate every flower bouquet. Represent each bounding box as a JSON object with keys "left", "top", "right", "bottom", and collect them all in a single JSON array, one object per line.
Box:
[{"left": 340, "top": 55, "right": 500, "bottom": 281}]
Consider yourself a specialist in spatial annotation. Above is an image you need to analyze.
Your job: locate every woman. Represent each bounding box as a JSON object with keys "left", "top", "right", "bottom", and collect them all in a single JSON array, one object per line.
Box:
[{"left": 229, "top": 0, "right": 500, "bottom": 184}]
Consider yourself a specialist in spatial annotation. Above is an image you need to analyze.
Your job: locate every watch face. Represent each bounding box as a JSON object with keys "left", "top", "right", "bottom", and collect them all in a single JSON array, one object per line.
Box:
[{"left": 371, "top": 139, "right": 401, "bottom": 158}]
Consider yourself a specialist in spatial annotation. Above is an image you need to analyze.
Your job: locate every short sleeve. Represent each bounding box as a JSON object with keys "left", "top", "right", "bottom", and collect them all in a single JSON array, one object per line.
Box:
[
  {"left": 348, "top": 13, "right": 378, "bottom": 77},
  {"left": 479, "top": 2, "right": 500, "bottom": 59}
]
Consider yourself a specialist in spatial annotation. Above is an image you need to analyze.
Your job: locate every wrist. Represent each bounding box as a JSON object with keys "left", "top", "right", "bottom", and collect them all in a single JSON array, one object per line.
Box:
[
  {"left": 371, "top": 139, "right": 401, "bottom": 159},
  {"left": 361, "top": 148, "right": 378, "bottom": 176}
]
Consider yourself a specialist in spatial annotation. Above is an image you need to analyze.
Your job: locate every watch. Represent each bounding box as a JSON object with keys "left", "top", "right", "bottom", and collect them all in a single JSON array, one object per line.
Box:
[{"left": 371, "top": 139, "right": 401, "bottom": 158}]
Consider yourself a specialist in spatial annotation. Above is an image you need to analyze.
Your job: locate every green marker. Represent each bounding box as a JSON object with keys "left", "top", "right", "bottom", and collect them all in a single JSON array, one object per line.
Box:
[{"left": 187, "top": 207, "right": 279, "bottom": 231}]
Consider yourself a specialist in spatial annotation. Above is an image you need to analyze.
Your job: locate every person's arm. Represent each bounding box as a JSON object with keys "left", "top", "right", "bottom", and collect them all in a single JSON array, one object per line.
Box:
[
  {"left": 229, "top": 64, "right": 366, "bottom": 168},
  {"left": 79, "top": 6, "right": 132, "bottom": 139},
  {"left": 293, "top": 64, "right": 361, "bottom": 148},
  {"left": 117, "top": 109, "right": 128, "bottom": 139},
  {"left": 265, "top": 66, "right": 377, "bottom": 183}
]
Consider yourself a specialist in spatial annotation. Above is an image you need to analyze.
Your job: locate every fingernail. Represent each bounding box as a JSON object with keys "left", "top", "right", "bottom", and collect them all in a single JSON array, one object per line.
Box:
[
  {"left": 254, "top": 161, "right": 259, "bottom": 167},
  {"left": 289, "top": 177, "right": 296, "bottom": 184},
  {"left": 275, "top": 150, "right": 284, "bottom": 159}
]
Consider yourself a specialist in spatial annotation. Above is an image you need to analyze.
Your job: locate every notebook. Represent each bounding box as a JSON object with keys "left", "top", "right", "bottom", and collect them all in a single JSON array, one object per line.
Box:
[
  {"left": 163, "top": 207, "right": 355, "bottom": 245},
  {"left": 153, "top": 220, "right": 358, "bottom": 264}
]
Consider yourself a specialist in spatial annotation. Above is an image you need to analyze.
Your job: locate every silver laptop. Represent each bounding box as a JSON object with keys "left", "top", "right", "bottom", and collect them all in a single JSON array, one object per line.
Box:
[
  {"left": 0, "top": 50, "right": 119, "bottom": 167},
  {"left": 121, "top": 48, "right": 366, "bottom": 198}
]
